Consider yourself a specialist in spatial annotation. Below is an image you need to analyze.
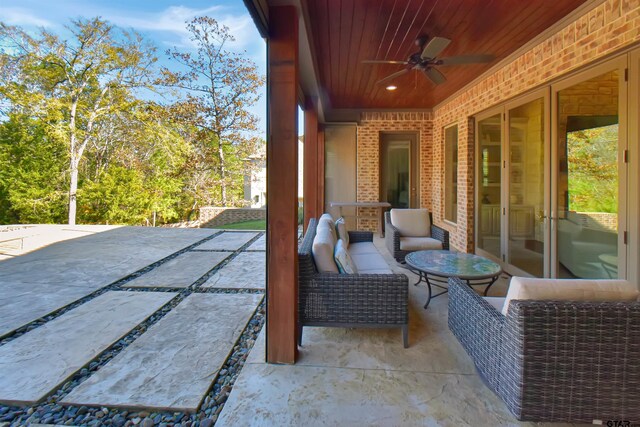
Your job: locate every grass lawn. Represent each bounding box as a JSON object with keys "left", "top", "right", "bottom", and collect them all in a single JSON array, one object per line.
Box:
[{"left": 215, "top": 219, "right": 266, "bottom": 230}]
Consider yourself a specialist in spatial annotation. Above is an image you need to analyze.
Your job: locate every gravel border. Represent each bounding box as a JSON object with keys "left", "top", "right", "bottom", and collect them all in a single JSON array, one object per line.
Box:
[{"left": 0, "top": 230, "right": 267, "bottom": 426}]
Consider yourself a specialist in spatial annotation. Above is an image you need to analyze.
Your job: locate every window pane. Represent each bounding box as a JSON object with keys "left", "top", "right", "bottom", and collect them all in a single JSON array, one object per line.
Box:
[
  {"left": 444, "top": 126, "right": 458, "bottom": 223},
  {"left": 557, "top": 70, "right": 619, "bottom": 279}
]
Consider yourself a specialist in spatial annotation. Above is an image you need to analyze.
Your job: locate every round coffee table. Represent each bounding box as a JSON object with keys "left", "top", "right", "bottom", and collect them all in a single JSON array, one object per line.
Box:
[{"left": 405, "top": 250, "right": 503, "bottom": 309}]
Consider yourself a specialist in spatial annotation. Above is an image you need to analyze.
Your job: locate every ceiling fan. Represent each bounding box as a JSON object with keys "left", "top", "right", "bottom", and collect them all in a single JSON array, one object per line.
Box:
[{"left": 363, "top": 35, "right": 493, "bottom": 86}]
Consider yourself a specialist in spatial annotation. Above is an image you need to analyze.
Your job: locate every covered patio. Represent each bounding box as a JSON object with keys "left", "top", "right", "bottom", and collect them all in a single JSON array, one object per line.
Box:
[{"left": 236, "top": 0, "right": 640, "bottom": 424}]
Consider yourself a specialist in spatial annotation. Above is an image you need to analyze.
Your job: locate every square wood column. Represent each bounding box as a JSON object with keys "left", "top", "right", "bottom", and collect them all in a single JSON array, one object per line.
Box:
[
  {"left": 317, "top": 126, "right": 325, "bottom": 215},
  {"left": 266, "top": 5, "right": 299, "bottom": 364},
  {"left": 303, "top": 97, "right": 319, "bottom": 231}
]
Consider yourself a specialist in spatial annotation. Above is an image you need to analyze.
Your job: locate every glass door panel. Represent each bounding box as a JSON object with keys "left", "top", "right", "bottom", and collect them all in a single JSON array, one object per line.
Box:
[
  {"left": 477, "top": 114, "right": 502, "bottom": 259},
  {"left": 556, "top": 70, "right": 620, "bottom": 279},
  {"left": 508, "top": 98, "right": 546, "bottom": 276},
  {"left": 383, "top": 141, "right": 411, "bottom": 208}
]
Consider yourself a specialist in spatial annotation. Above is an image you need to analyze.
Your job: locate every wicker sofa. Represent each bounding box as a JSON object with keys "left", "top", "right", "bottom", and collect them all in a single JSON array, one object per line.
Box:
[
  {"left": 298, "top": 218, "right": 409, "bottom": 347},
  {"left": 385, "top": 210, "right": 449, "bottom": 263},
  {"left": 448, "top": 277, "right": 640, "bottom": 423}
]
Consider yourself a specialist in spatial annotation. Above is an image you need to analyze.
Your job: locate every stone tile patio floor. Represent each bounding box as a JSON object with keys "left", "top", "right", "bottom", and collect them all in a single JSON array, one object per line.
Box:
[
  {"left": 0, "top": 227, "right": 265, "bottom": 426},
  {"left": 0, "top": 226, "right": 582, "bottom": 427}
]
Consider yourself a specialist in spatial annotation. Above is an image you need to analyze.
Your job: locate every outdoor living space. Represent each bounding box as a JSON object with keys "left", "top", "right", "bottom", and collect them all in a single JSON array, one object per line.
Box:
[
  {"left": 249, "top": 0, "right": 640, "bottom": 425},
  {"left": 217, "top": 235, "right": 558, "bottom": 426},
  {"left": 0, "top": 226, "right": 265, "bottom": 426}
]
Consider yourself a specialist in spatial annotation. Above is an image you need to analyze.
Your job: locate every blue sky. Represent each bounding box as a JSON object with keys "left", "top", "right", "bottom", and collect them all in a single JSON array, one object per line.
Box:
[{"left": 0, "top": 0, "right": 268, "bottom": 132}]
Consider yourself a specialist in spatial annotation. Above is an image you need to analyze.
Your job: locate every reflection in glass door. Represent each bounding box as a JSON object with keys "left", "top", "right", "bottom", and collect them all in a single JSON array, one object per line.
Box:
[
  {"left": 555, "top": 69, "right": 623, "bottom": 279},
  {"left": 507, "top": 97, "right": 546, "bottom": 277},
  {"left": 477, "top": 114, "right": 502, "bottom": 260}
]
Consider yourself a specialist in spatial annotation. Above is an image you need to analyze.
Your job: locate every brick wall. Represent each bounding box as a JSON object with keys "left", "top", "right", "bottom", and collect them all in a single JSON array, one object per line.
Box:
[
  {"left": 199, "top": 207, "right": 266, "bottom": 228},
  {"left": 351, "top": 1, "right": 639, "bottom": 246},
  {"left": 356, "top": 112, "right": 433, "bottom": 231},
  {"left": 431, "top": 0, "right": 640, "bottom": 252}
]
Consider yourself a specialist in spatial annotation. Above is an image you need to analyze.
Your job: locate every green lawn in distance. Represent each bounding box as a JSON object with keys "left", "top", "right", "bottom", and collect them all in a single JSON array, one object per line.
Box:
[{"left": 214, "top": 219, "right": 266, "bottom": 230}]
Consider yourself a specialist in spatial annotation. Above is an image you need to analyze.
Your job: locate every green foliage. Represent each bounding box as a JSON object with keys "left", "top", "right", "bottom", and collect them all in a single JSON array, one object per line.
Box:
[
  {"left": 567, "top": 124, "right": 618, "bottom": 213},
  {"left": 0, "top": 16, "right": 265, "bottom": 226},
  {"left": 0, "top": 115, "right": 67, "bottom": 223},
  {"left": 215, "top": 219, "right": 266, "bottom": 230}
]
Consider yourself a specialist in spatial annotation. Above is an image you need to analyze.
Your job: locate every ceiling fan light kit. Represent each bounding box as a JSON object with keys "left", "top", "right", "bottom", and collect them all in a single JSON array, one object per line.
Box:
[{"left": 363, "top": 35, "right": 494, "bottom": 86}]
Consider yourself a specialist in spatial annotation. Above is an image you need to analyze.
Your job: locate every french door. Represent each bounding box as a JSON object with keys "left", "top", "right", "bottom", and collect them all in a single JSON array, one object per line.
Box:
[
  {"left": 475, "top": 90, "right": 550, "bottom": 277},
  {"left": 475, "top": 54, "right": 630, "bottom": 280},
  {"left": 551, "top": 57, "right": 627, "bottom": 279}
]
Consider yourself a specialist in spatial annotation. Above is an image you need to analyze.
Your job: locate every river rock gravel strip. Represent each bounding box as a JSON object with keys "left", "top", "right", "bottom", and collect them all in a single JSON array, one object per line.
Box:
[{"left": 0, "top": 230, "right": 266, "bottom": 426}]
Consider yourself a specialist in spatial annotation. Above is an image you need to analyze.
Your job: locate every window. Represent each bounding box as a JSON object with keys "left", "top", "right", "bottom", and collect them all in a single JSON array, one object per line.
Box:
[{"left": 444, "top": 125, "right": 458, "bottom": 223}]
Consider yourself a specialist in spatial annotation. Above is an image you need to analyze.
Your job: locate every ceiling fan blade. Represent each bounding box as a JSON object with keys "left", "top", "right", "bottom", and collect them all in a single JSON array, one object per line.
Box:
[
  {"left": 424, "top": 67, "right": 446, "bottom": 85},
  {"left": 438, "top": 54, "right": 494, "bottom": 65},
  {"left": 362, "top": 60, "right": 409, "bottom": 65},
  {"left": 421, "top": 36, "right": 451, "bottom": 59},
  {"left": 376, "top": 68, "right": 410, "bottom": 85}
]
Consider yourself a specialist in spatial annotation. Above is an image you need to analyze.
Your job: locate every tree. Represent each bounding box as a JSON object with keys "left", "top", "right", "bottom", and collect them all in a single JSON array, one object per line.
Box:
[
  {"left": 0, "top": 19, "right": 157, "bottom": 224},
  {"left": 0, "top": 114, "right": 67, "bottom": 223},
  {"left": 161, "top": 16, "right": 264, "bottom": 206}
]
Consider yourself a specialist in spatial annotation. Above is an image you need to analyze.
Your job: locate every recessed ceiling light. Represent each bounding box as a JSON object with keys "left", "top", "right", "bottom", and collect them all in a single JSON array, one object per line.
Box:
[{"left": 386, "top": 85, "right": 397, "bottom": 91}]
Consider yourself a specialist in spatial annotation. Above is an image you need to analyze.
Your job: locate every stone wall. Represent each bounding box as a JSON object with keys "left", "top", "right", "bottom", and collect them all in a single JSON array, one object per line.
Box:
[{"left": 199, "top": 207, "right": 266, "bottom": 228}]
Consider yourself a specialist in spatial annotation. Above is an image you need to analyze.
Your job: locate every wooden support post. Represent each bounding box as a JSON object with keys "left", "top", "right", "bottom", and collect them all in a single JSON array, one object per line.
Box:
[
  {"left": 266, "top": 5, "right": 299, "bottom": 365},
  {"left": 303, "top": 97, "right": 319, "bottom": 231},
  {"left": 317, "top": 126, "right": 325, "bottom": 214}
]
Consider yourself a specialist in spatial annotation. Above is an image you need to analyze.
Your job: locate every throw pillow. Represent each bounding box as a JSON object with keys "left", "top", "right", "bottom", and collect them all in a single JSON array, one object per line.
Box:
[
  {"left": 312, "top": 226, "right": 339, "bottom": 273},
  {"left": 502, "top": 277, "right": 639, "bottom": 316},
  {"left": 390, "top": 209, "right": 431, "bottom": 237},
  {"left": 334, "top": 239, "right": 357, "bottom": 274},
  {"left": 335, "top": 217, "right": 349, "bottom": 246}
]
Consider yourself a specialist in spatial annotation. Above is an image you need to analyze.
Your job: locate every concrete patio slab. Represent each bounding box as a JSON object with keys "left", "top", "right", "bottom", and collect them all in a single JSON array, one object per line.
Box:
[
  {"left": 216, "top": 363, "right": 573, "bottom": 427},
  {"left": 126, "top": 251, "right": 231, "bottom": 288},
  {"left": 203, "top": 252, "right": 265, "bottom": 289},
  {"left": 192, "top": 232, "right": 258, "bottom": 251},
  {"left": 0, "top": 227, "right": 216, "bottom": 336},
  {"left": 246, "top": 235, "right": 265, "bottom": 251},
  {"left": 0, "top": 291, "right": 175, "bottom": 405},
  {"left": 62, "top": 293, "right": 263, "bottom": 412}
]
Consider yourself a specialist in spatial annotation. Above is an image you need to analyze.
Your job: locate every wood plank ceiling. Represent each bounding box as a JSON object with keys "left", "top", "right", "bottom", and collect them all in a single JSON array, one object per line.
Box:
[{"left": 303, "top": 0, "right": 588, "bottom": 111}]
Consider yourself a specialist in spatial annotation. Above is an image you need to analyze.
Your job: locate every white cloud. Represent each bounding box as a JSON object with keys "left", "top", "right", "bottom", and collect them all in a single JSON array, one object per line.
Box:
[
  {"left": 106, "top": 5, "right": 256, "bottom": 52},
  {"left": 0, "top": 7, "right": 53, "bottom": 27}
]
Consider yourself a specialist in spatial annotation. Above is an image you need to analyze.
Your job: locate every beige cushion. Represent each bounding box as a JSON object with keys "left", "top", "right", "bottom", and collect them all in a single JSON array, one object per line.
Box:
[
  {"left": 312, "top": 226, "right": 338, "bottom": 273},
  {"left": 335, "top": 217, "right": 349, "bottom": 246},
  {"left": 390, "top": 209, "right": 431, "bottom": 237},
  {"left": 348, "top": 242, "right": 379, "bottom": 256},
  {"left": 317, "top": 220, "right": 336, "bottom": 246},
  {"left": 358, "top": 267, "right": 393, "bottom": 274},
  {"left": 351, "top": 252, "right": 388, "bottom": 272},
  {"left": 502, "top": 277, "right": 639, "bottom": 316},
  {"left": 483, "top": 297, "right": 506, "bottom": 312},
  {"left": 334, "top": 239, "right": 357, "bottom": 274},
  {"left": 318, "top": 213, "right": 336, "bottom": 228},
  {"left": 399, "top": 237, "right": 442, "bottom": 251}
]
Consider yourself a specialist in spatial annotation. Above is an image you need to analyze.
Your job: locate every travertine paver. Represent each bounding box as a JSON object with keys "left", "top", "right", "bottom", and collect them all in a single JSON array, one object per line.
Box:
[
  {"left": 0, "top": 227, "right": 215, "bottom": 337},
  {"left": 126, "top": 251, "right": 231, "bottom": 288},
  {"left": 63, "top": 293, "right": 263, "bottom": 412},
  {"left": 0, "top": 291, "right": 176, "bottom": 405},
  {"left": 202, "top": 252, "right": 265, "bottom": 289},
  {"left": 192, "top": 232, "right": 258, "bottom": 251},
  {"left": 246, "top": 234, "right": 265, "bottom": 251}
]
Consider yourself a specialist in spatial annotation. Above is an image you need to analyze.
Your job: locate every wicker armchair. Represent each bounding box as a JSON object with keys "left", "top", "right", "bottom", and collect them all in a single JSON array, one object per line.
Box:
[
  {"left": 385, "top": 211, "right": 449, "bottom": 263},
  {"left": 298, "top": 218, "right": 409, "bottom": 347},
  {"left": 448, "top": 278, "right": 640, "bottom": 423}
]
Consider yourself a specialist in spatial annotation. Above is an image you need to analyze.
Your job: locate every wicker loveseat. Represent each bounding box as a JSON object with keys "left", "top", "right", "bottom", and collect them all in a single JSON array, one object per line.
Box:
[
  {"left": 448, "top": 277, "right": 640, "bottom": 423},
  {"left": 298, "top": 218, "right": 409, "bottom": 347},
  {"left": 384, "top": 210, "right": 449, "bottom": 263}
]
